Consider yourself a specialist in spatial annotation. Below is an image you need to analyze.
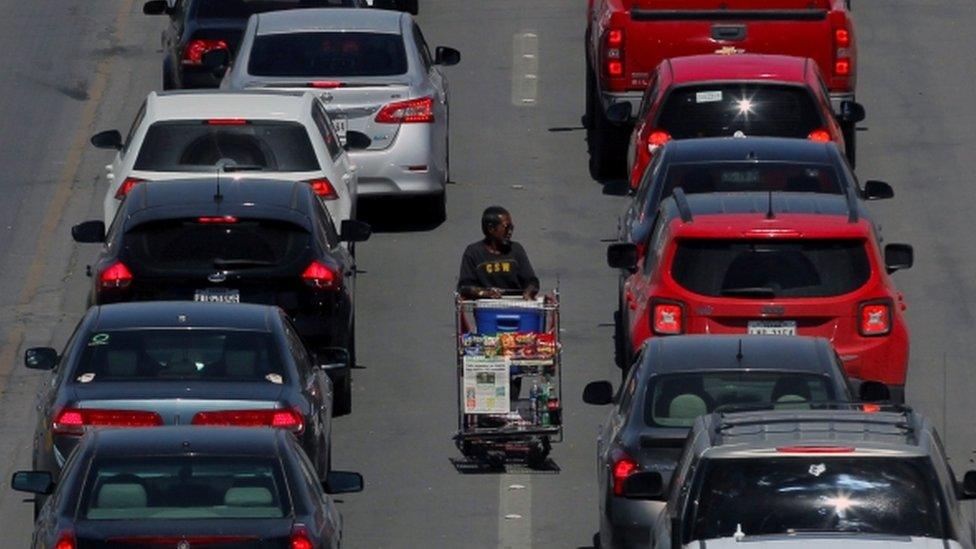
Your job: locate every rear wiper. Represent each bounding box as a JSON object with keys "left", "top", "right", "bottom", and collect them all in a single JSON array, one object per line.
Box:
[
  {"left": 720, "top": 287, "right": 777, "bottom": 298},
  {"left": 213, "top": 258, "right": 277, "bottom": 268}
]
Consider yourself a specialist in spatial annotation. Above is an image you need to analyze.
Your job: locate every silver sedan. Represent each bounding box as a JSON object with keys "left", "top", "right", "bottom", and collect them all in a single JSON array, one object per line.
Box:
[{"left": 221, "top": 8, "right": 459, "bottom": 219}]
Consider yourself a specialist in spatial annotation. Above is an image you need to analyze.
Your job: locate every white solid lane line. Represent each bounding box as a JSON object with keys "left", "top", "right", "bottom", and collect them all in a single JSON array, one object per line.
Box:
[{"left": 512, "top": 31, "right": 539, "bottom": 106}]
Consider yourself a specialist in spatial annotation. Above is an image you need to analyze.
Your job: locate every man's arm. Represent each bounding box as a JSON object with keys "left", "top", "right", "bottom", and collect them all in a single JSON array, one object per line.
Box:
[{"left": 515, "top": 243, "right": 540, "bottom": 298}]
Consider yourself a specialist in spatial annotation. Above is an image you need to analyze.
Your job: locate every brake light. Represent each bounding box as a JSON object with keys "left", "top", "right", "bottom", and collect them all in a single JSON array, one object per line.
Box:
[
  {"left": 862, "top": 403, "right": 881, "bottom": 413},
  {"left": 197, "top": 216, "right": 237, "bottom": 224},
  {"left": 611, "top": 450, "right": 638, "bottom": 496},
  {"left": 834, "top": 59, "right": 851, "bottom": 76},
  {"left": 302, "top": 260, "right": 340, "bottom": 291},
  {"left": 114, "top": 177, "right": 145, "bottom": 200},
  {"left": 646, "top": 130, "right": 671, "bottom": 153},
  {"left": 303, "top": 177, "right": 338, "bottom": 199},
  {"left": 309, "top": 81, "right": 342, "bottom": 88},
  {"left": 777, "top": 446, "right": 855, "bottom": 454},
  {"left": 859, "top": 301, "right": 892, "bottom": 336},
  {"left": 603, "top": 28, "right": 624, "bottom": 79},
  {"left": 834, "top": 29, "right": 850, "bottom": 48},
  {"left": 191, "top": 408, "right": 304, "bottom": 434},
  {"left": 375, "top": 96, "right": 434, "bottom": 124},
  {"left": 55, "top": 531, "right": 76, "bottom": 549},
  {"left": 807, "top": 129, "right": 831, "bottom": 142},
  {"left": 744, "top": 229, "right": 803, "bottom": 238},
  {"left": 291, "top": 524, "right": 313, "bottom": 549},
  {"left": 651, "top": 301, "right": 683, "bottom": 335},
  {"left": 607, "top": 60, "right": 623, "bottom": 77},
  {"left": 205, "top": 118, "right": 248, "bottom": 126},
  {"left": 98, "top": 261, "right": 133, "bottom": 290},
  {"left": 53, "top": 408, "right": 163, "bottom": 436},
  {"left": 182, "top": 39, "right": 228, "bottom": 66}
]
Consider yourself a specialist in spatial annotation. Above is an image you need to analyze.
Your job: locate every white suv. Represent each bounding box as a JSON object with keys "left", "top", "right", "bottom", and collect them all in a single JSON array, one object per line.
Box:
[{"left": 90, "top": 90, "right": 359, "bottom": 226}]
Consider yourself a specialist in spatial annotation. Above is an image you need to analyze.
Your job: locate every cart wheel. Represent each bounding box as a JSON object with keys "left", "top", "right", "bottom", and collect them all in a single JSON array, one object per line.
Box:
[
  {"left": 526, "top": 438, "right": 551, "bottom": 469},
  {"left": 486, "top": 451, "right": 507, "bottom": 470}
]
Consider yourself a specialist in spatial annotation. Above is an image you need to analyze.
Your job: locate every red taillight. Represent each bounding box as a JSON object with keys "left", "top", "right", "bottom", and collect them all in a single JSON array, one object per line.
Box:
[
  {"left": 303, "top": 177, "right": 338, "bottom": 199},
  {"left": 859, "top": 301, "right": 892, "bottom": 336},
  {"left": 807, "top": 128, "right": 831, "bottom": 142},
  {"left": 777, "top": 446, "right": 855, "bottom": 454},
  {"left": 607, "top": 61, "right": 624, "bottom": 77},
  {"left": 53, "top": 408, "right": 163, "bottom": 436},
  {"left": 375, "top": 96, "right": 434, "bottom": 124},
  {"left": 182, "top": 39, "right": 228, "bottom": 66},
  {"left": 834, "top": 28, "right": 850, "bottom": 48},
  {"left": 604, "top": 28, "right": 624, "bottom": 79},
  {"left": 611, "top": 451, "right": 638, "bottom": 496},
  {"left": 205, "top": 118, "right": 248, "bottom": 126},
  {"left": 309, "top": 81, "right": 342, "bottom": 88},
  {"left": 862, "top": 403, "right": 881, "bottom": 413},
  {"left": 197, "top": 216, "right": 237, "bottom": 224},
  {"left": 834, "top": 58, "right": 851, "bottom": 76},
  {"left": 302, "top": 260, "right": 340, "bottom": 291},
  {"left": 646, "top": 129, "right": 671, "bottom": 153},
  {"left": 607, "top": 29, "right": 624, "bottom": 47},
  {"left": 55, "top": 531, "right": 76, "bottom": 549},
  {"left": 114, "top": 177, "right": 146, "bottom": 200},
  {"left": 98, "top": 261, "right": 133, "bottom": 290},
  {"left": 291, "top": 524, "right": 313, "bottom": 549},
  {"left": 191, "top": 408, "right": 304, "bottom": 434},
  {"left": 651, "top": 301, "right": 683, "bottom": 335}
]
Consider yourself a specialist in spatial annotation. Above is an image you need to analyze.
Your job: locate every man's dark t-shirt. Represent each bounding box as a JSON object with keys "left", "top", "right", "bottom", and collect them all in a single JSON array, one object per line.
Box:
[{"left": 457, "top": 240, "right": 539, "bottom": 292}]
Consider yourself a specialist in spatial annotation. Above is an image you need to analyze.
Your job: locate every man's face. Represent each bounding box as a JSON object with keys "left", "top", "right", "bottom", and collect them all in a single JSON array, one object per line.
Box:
[{"left": 490, "top": 214, "right": 514, "bottom": 246}]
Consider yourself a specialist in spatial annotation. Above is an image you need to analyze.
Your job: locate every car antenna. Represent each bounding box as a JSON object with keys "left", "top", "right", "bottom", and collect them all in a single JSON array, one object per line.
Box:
[
  {"left": 766, "top": 190, "right": 775, "bottom": 219},
  {"left": 736, "top": 339, "right": 743, "bottom": 361}
]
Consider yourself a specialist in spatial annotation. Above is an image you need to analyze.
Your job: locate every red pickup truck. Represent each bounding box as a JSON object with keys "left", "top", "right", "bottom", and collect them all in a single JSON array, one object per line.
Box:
[{"left": 585, "top": 0, "right": 857, "bottom": 179}]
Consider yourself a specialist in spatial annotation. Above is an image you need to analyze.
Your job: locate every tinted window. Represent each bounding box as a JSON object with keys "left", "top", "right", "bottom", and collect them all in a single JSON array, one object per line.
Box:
[
  {"left": 661, "top": 163, "right": 842, "bottom": 197},
  {"left": 690, "top": 457, "right": 945, "bottom": 540},
  {"left": 196, "top": 0, "right": 354, "bottom": 19},
  {"left": 135, "top": 121, "right": 319, "bottom": 172},
  {"left": 74, "top": 330, "right": 285, "bottom": 381},
  {"left": 124, "top": 218, "right": 311, "bottom": 274},
  {"left": 672, "top": 239, "right": 870, "bottom": 298},
  {"left": 248, "top": 32, "right": 408, "bottom": 77},
  {"left": 311, "top": 104, "right": 343, "bottom": 161},
  {"left": 645, "top": 372, "right": 834, "bottom": 427},
  {"left": 657, "top": 85, "right": 823, "bottom": 139},
  {"left": 81, "top": 457, "right": 290, "bottom": 520}
]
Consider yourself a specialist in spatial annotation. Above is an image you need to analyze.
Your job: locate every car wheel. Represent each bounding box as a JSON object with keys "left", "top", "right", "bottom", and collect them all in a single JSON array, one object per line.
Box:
[
  {"left": 584, "top": 56, "right": 594, "bottom": 129},
  {"left": 162, "top": 66, "right": 176, "bottom": 91},
  {"left": 841, "top": 120, "right": 857, "bottom": 167},
  {"left": 426, "top": 192, "right": 446, "bottom": 224},
  {"left": 587, "top": 77, "right": 629, "bottom": 180}
]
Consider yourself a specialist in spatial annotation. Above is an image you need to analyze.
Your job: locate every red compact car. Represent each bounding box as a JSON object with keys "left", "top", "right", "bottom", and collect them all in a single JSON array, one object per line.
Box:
[
  {"left": 613, "top": 54, "right": 864, "bottom": 189},
  {"left": 608, "top": 190, "right": 914, "bottom": 402}
]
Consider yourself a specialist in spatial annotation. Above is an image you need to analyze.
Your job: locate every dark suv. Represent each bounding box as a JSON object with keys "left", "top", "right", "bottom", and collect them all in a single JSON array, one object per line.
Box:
[
  {"left": 71, "top": 178, "right": 370, "bottom": 415},
  {"left": 622, "top": 407, "right": 976, "bottom": 549}
]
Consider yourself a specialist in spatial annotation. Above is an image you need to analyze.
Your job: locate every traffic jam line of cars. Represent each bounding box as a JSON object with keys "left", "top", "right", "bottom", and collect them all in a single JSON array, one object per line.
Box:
[{"left": 7, "top": 0, "right": 976, "bottom": 548}]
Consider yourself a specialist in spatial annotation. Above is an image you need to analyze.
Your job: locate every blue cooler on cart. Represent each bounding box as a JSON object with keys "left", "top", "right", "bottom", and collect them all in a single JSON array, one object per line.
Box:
[{"left": 474, "top": 301, "right": 544, "bottom": 335}]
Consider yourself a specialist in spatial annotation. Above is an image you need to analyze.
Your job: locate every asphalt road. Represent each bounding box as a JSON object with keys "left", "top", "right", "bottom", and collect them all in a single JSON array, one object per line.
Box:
[{"left": 0, "top": 0, "right": 974, "bottom": 547}]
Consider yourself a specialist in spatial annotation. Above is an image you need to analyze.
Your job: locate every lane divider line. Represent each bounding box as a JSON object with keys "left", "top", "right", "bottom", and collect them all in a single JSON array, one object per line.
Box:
[{"left": 512, "top": 31, "right": 539, "bottom": 106}]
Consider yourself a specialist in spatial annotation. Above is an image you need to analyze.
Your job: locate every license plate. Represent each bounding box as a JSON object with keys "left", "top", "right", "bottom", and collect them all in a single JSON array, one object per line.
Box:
[
  {"left": 332, "top": 116, "right": 347, "bottom": 139},
  {"left": 747, "top": 320, "right": 797, "bottom": 336},
  {"left": 193, "top": 288, "right": 240, "bottom": 303}
]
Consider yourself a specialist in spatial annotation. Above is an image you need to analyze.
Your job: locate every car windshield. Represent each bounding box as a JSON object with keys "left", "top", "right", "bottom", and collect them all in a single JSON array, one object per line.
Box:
[
  {"left": 671, "top": 239, "right": 871, "bottom": 298},
  {"left": 134, "top": 121, "right": 319, "bottom": 172},
  {"left": 196, "top": 0, "right": 355, "bottom": 19},
  {"left": 645, "top": 372, "right": 836, "bottom": 427},
  {"left": 81, "top": 456, "right": 291, "bottom": 520},
  {"left": 691, "top": 457, "right": 945, "bottom": 540},
  {"left": 248, "top": 32, "right": 408, "bottom": 77},
  {"left": 123, "top": 218, "right": 311, "bottom": 275},
  {"left": 73, "top": 330, "right": 286, "bottom": 382},
  {"left": 657, "top": 84, "right": 823, "bottom": 139},
  {"left": 660, "top": 163, "right": 843, "bottom": 197}
]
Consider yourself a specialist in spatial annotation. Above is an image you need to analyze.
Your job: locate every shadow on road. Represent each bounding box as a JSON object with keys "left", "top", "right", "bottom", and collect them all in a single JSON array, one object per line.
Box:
[{"left": 357, "top": 195, "right": 445, "bottom": 233}]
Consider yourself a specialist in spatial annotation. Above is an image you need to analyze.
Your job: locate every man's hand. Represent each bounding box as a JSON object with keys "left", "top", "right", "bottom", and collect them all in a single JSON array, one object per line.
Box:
[
  {"left": 523, "top": 287, "right": 539, "bottom": 300},
  {"left": 483, "top": 287, "right": 503, "bottom": 299}
]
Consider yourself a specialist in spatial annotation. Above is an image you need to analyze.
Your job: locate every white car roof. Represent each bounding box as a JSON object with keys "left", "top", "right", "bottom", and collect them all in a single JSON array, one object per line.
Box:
[
  {"left": 254, "top": 7, "right": 404, "bottom": 35},
  {"left": 147, "top": 91, "right": 313, "bottom": 122}
]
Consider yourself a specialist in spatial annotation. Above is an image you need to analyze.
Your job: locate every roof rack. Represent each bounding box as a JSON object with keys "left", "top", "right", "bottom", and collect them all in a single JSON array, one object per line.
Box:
[
  {"left": 714, "top": 401, "right": 912, "bottom": 417},
  {"left": 672, "top": 187, "right": 693, "bottom": 222},
  {"left": 714, "top": 403, "right": 916, "bottom": 440}
]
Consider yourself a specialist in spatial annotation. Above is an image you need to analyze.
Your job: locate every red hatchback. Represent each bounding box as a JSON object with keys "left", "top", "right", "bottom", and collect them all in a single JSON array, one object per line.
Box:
[
  {"left": 611, "top": 54, "right": 864, "bottom": 190},
  {"left": 608, "top": 191, "right": 914, "bottom": 402}
]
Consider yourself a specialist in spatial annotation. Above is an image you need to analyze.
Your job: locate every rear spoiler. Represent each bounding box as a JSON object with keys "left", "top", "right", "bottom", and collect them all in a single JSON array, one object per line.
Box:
[{"left": 631, "top": 9, "right": 827, "bottom": 21}]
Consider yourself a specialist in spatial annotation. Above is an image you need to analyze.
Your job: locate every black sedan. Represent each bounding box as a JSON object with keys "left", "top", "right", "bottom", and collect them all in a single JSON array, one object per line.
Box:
[
  {"left": 71, "top": 178, "right": 370, "bottom": 415},
  {"left": 13, "top": 427, "right": 363, "bottom": 548}
]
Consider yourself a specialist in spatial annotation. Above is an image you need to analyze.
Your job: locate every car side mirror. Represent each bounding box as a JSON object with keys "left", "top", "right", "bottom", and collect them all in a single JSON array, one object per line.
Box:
[
  {"left": 202, "top": 49, "right": 230, "bottom": 77},
  {"left": 858, "top": 380, "right": 891, "bottom": 402},
  {"left": 884, "top": 243, "right": 913, "bottom": 273},
  {"left": 607, "top": 243, "right": 638, "bottom": 270},
  {"left": 11, "top": 471, "right": 54, "bottom": 495},
  {"left": 621, "top": 471, "right": 664, "bottom": 500},
  {"left": 582, "top": 381, "right": 614, "bottom": 405},
  {"left": 839, "top": 100, "right": 866, "bottom": 124},
  {"left": 605, "top": 102, "right": 632, "bottom": 124},
  {"left": 434, "top": 46, "right": 461, "bottom": 67},
  {"left": 323, "top": 471, "right": 364, "bottom": 494},
  {"left": 962, "top": 471, "right": 976, "bottom": 499},
  {"left": 316, "top": 347, "right": 349, "bottom": 372},
  {"left": 90, "top": 130, "right": 123, "bottom": 150},
  {"left": 24, "top": 348, "right": 58, "bottom": 371},
  {"left": 343, "top": 130, "right": 371, "bottom": 151},
  {"left": 143, "top": 0, "right": 169, "bottom": 15},
  {"left": 340, "top": 219, "right": 371, "bottom": 243},
  {"left": 72, "top": 220, "right": 106, "bottom": 243},
  {"left": 863, "top": 180, "right": 894, "bottom": 200}
]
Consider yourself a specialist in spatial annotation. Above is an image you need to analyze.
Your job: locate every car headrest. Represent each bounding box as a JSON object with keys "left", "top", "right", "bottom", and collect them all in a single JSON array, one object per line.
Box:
[
  {"left": 669, "top": 393, "right": 708, "bottom": 419},
  {"left": 224, "top": 486, "right": 273, "bottom": 507},
  {"left": 97, "top": 482, "right": 147, "bottom": 508}
]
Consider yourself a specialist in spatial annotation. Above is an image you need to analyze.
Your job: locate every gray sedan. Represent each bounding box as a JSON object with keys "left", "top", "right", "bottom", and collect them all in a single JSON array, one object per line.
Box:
[{"left": 220, "top": 8, "right": 459, "bottom": 219}]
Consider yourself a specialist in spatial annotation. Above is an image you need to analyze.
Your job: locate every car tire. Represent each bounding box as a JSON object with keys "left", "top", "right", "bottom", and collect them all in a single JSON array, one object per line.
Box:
[
  {"left": 584, "top": 55, "right": 594, "bottom": 129},
  {"left": 841, "top": 120, "right": 857, "bottom": 168},
  {"left": 162, "top": 65, "right": 176, "bottom": 91},
  {"left": 587, "top": 76, "right": 630, "bottom": 180},
  {"left": 426, "top": 191, "right": 446, "bottom": 224},
  {"left": 333, "top": 371, "right": 352, "bottom": 417}
]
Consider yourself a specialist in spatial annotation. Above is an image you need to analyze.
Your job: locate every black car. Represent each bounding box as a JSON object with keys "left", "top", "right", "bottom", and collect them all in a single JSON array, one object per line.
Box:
[
  {"left": 70, "top": 178, "right": 370, "bottom": 415},
  {"left": 582, "top": 335, "right": 890, "bottom": 549},
  {"left": 13, "top": 427, "right": 363, "bottom": 549},
  {"left": 144, "top": 0, "right": 369, "bottom": 89}
]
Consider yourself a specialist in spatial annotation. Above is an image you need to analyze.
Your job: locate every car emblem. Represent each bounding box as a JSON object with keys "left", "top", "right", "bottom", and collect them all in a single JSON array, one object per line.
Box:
[
  {"left": 208, "top": 271, "right": 226, "bottom": 283},
  {"left": 177, "top": 540, "right": 191, "bottom": 549},
  {"left": 715, "top": 46, "right": 745, "bottom": 55},
  {"left": 761, "top": 305, "right": 785, "bottom": 316}
]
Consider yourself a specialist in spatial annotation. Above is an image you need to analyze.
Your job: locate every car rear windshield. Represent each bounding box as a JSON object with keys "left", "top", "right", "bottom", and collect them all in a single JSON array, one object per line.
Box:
[
  {"left": 690, "top": 457, "right": 945, "bottom": 540},
  {"left": 134, "top": 121, "right": 319, "bottom": 172},
  {"left": 248, "top": 32, "right": 408, "bottom": 77},
  {"left": 645, "top": 372, "right": 836, "bottom": 427},
  {"left": 671, "top": 239, "right": 871, "bottom": 298},
  {"left": 81, "top": 456, "right": 290, "bottom": 520},
  {"left": 196, "top": 0, "right": 355, "bottom": 19},
  {"left": 657, "top": 85, "right": 823, "bottom": 139},
  {"left": 73, "top": 330, "right": 285, "bottom": 382},
  {"left": 661, "top": 163, "right": 842, "bottom": 197},
  {"left": 123, "top": 218, "right": 311, "bottom": 275}
]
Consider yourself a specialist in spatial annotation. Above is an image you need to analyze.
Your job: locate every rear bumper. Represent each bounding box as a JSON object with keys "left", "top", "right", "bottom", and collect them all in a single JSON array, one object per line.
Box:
[
  {"left": 829, "top": 91, "right": 856, "bottom": 113},
  {"left": 603, "top": 496, "right": 663, "bottom": 548},
  {"left": 600, "top": 91, "right": 642, "bottom": 119},
  {"left": 349, "top": 124, "right": 445, "bottom": 197},
  {"left": 178, "top": 66, "right": 222, "bottom": 89}
]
